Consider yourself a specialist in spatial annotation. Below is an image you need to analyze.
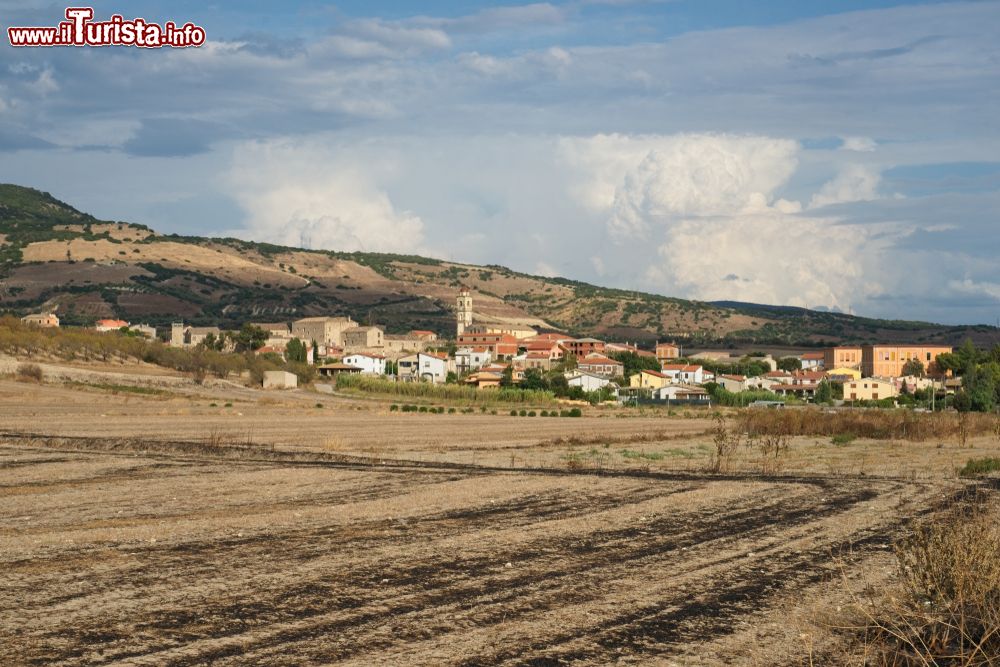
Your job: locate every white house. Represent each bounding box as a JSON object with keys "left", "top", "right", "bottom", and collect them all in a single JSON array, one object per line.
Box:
[
  {"left": 456, "top": 346, "right": 494, "bottom": 375},
  {"left": 661, "top": 364, "right": 705, "bottom": 384},
  {"left": 342, "top": 353, "right": 387, "bottom": 375},
  {"left": 565, "top": 370, "right": 614, "bottom": 392},
  {"left": 654, "top": 384, "right": 711, "bottom": 404},
  {"left": 399, "top": 352, "right": 450, "bottom": 384}
]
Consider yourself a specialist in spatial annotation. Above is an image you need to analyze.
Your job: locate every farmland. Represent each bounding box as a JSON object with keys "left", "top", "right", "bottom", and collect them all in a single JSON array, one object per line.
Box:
[{"left": 1, "top": 376, "right": 999, "bottom": 664}]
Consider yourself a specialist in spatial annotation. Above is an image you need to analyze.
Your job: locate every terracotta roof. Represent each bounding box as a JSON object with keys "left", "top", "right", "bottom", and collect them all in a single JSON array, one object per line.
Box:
[
  {"left": 409, "top": 330, "right": 435, "bottom": 335},
  {"left": 662, "top": 364, "right": 702, "bottom": 372},
  {"left": 718, "top": 374, "right": 747, "bottom": 381},
  {"left": 801, "top": 352, "right": 825, "bottom": 360},
  {"left": 640, "top": 369, "right": 667, "bottom": 378}
]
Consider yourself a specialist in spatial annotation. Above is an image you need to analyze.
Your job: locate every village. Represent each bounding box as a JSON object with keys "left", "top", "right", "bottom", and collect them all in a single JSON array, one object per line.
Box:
[{"left": 19, "top": 287, "right": 957, "bottom": 407}]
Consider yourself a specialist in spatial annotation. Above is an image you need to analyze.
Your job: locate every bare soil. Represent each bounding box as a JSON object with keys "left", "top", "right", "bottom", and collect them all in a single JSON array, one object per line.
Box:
[{"left": 1, "top": 377, "right": 996, "bottom": 665}]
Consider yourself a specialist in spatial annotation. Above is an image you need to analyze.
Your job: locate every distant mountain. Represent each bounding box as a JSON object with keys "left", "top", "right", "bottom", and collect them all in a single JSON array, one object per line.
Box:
[{"left": 1, "top": 184, "right": 998, "bottom": 347}]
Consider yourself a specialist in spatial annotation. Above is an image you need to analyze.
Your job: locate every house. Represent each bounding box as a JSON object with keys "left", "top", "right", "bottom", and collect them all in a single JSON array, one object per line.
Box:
[
  {"left": 398, "top": 352, "right": 450, "bottom": 384},
  {"left": 654, "top": 384, "right": 711, "bottom": 404},
  {"left": 523, "top": 339, "right": 565, "bottom": 360},
  {"left": 525, "top": 332, "right": 571, "bottom": 343},
  {"left": 21, "top": 313, "right": 59, "bottom": 328},
  {"left": 456, "top": 332, "right": 519, "bottom": 359},
  {"left": 524, "top": 351, "right": 553, "bottom": 371},
  {"left": 465, "top": 323, "right": 538, "bottom": 340},
  {"left": 128, "top": 323, "right": 157, "bottom": 338},
  {"left": 383, "top": 335, "right": 432, "bottom": 354},
  {"left": 169, "top": 322, "right": 220, "bottom": 348},
  {"left": 95, "top": 319, "right": 129, "bottom": 332},
  {"left": 403, "top": 330, "right": 434, "bottom": 342},
  {"left": 629, "top": 369, "right": 670, "bottom": 390},
  {"left": 317, "top": 363, "right": 362, "bottom": 377},
  {"left": 764, "top": 370, "right": 794, "bottom": 384},
  {"left": 562, "top": 338, "right": 606, "bottom": 359},
  {"left": 771, "top": 383, "right": 820, "bottom": 400},
  {"left": 252, "top": 322, "right": 291, "bottom": 338},
  {"left": 861, "top": 345, "right": 953, "bottom": 378},
  {"left": 455, "top": 346, "right": 494, "bottom": 374},
  {"left": 845, "top": 378, "right": 898, "bottom": 401},
  {"left": 701, "top": 370, "right": 716, "bottom": 382},
  {"left": 826, "top": 367, "right": 862, "bottom": 382},
  {"left": 799, "top": 351, "right": 825, "bottom": 370},
  {"left": 342, "top": 353, "right": 386, "bottom": 375},
  {"left": 342, "top": 326, "right": 384, "bottom": 350},
  {"left": 464, "top": 370, "right": 503, "bottom": 389},
  {"left": 896, "top": 375, "right": 940, "bottom": 394},
  {"left": 823, "top": 346, "right": 863, "bottom": 371},
  {"left": 577, "top": 353, "right": 623, "bottom": 377},
  {"left": 790, "top": 370, "right": 828, "bottom": 385},
  {"left": 661, "top": 364, "right": 705, "bottom": 384},
  {"left": 655, "top": 342, "right": 681, "bottom": 364},
  {"left": 566, "top": 370, "right": 614, "bottom": 392},
  {"left": 606, "top": 342, "right": 655, "bottom": 358},
  {"left": 262, "top": 370, "right": 298, "bottom": 389},
  {"left": 291, "top": 316, "right": 357, "bottom": 348},
  {"left": 716, "top": 374, "right": 749, "bottom": 392}
]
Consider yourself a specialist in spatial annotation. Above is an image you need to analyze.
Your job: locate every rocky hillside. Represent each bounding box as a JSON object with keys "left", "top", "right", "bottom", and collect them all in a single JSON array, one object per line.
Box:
[{"left": 1, "top": 184, "right": 997, "bottom": 347}]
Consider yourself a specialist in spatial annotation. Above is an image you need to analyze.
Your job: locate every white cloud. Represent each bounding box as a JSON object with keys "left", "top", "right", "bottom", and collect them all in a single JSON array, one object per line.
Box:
[
  {"left": 534, "top": 261, "right": 559, "bottom": 277},
  {"left": 840, "top": 136, "right": 877, "bottom": 152},
  {"left": 948, "top": 279, "right": 1000, "bottom": 301},
  {"left": 809, "top": 164, "right": 882, "bottom": 208},
  {"left": 226, "top": 140, "right": 425, "bottom": 254}
]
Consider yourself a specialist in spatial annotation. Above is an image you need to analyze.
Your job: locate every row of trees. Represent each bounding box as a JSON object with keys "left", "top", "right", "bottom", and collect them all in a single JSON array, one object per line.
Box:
[{"left": 938, "top": 340, "right": 1000, "bottom": 413}]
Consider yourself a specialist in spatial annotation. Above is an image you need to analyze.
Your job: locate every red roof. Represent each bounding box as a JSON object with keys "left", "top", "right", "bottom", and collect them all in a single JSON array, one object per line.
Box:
[
  {"left": 662, "top": 364, "right": 701, "bottom": 372},
  {"left": 641, "top": 369, "right": 667, "bottom": 378},
  {"left": 801, "top": 352, "right": 825, "bottom": 360}
]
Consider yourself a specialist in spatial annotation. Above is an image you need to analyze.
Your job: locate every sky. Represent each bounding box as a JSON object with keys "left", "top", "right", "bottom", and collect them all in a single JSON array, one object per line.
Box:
[{"left": 0, "top": 1, "right": 998, "bottom": 325}]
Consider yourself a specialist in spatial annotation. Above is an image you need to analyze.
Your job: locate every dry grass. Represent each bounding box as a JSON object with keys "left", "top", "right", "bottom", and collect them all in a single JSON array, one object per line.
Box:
[
  {"left": 833, "top": 489, "right": 1000, "bottom": 666},
  {"left": 738, "top": 408, "right": 1000, "bottom": 443}
]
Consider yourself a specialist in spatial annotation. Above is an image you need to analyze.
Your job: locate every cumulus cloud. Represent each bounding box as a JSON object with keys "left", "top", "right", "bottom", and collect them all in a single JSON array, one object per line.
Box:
[
  {"left": 226, "top": 140, "right": 425, "bottom": 254},
  {"left": 562, "top": 132, "right": 908, "bottom": 310},
  {"left": 809, "top": 164, "right": 882, "bottom": 208}
]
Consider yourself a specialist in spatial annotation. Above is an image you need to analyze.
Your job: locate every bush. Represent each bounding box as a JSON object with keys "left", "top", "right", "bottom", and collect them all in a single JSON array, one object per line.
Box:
[
  {"left": 831, "top": 433, "right": 856, "bottom": 446},
  {"left": 390, "top": 404, "right": 399, "bottom": 411},
  {"left": 519, "top": 409, "right": 527, "bottom": 417},
  {"left": 334, "top": 373, "right": 555, "bottom": 405},
  {"left": 418, "top": 406, "right": 428, "bottom": 413},
  {"left": 16, "top": 363, "right": 43, "bottom": 382},
  {"left": 959, "top": 457, "right": 1000, "bottom": 477},
  {"left": 841, "top": 498, "right": 1000, "bottom": 664},
  {"left": 510, "top": 409, "right": 518, "bottom": 416},
  {"left": 540, "top": 410, "right": 549, "bottom": 417},
  {"left": 528, "top": 411, "right": 536, "bottom": 417},
  {"left": 314, "top": 403, "right": 323, "bottom": 409}
]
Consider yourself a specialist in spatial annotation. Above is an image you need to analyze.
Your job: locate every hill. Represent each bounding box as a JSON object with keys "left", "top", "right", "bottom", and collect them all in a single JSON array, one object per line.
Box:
[{"left": 1, "top": 184, "right": 998, "bottom": 347}]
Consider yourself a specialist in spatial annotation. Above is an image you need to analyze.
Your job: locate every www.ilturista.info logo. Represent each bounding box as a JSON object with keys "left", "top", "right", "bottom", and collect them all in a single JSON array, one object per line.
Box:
[{"left": 7, "top": 7, "right": 205, "bottom": 48}]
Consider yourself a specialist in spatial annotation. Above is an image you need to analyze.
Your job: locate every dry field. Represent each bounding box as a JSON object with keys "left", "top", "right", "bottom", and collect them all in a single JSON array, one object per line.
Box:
[{"left": 1, "top": 376, "right": 999, "bottom": 665}]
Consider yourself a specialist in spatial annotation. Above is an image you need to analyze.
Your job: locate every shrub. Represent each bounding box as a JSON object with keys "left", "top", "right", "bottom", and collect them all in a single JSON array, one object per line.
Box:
[
  {"left": 519, "top": 409, "right": 527, "bottom": 417},
  {"left": 315, "top": 403, "right": 323, "bottom": 408},
  {"left": 224, "top": 402, "right": 232, "bottom": 408},
  {"left": 540, "top": 410, "right": 549, "bottom": 417},
  {"left": 418, "top": 406, "right": 428, "bottom": 413},
  {"left": 390, "top": 404, "right": 399, "bottom": 411},
  {"left": 567, "top": 408, "right": 583, "bottom": 418},
  {"left": 959, "top": 457, "right": 1000, "bottom": 478},
  {"left": 528, "top": 411, "right": 536, "bottom": 417},
  {"left": 831, "top": 433, "right": 856, "bottom": 446},
  {"left": 510, "top": 409, "right": 518, "bottom": 416},
  {"left": 16, "top": 363, "right": 43, "bottom": 382},
  {"left": 334, "top": 373, "right": 555, "bottom": 405},
  {"left": 841, "top": 498, "right": 1000, "bottom": 664}
]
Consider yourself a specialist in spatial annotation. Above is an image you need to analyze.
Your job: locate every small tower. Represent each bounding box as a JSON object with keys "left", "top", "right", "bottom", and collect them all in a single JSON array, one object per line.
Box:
[
  {"left": 456, "top": 287, "right": 473, "bottom": 337},
  {"left": 170, "top": 322, "right": 186, "bottom": 348}
]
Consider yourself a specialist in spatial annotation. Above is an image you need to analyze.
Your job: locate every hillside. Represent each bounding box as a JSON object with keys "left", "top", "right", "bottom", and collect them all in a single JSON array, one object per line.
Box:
[{"left": 1, "top": 184, "right": 998, "bottom": 347}]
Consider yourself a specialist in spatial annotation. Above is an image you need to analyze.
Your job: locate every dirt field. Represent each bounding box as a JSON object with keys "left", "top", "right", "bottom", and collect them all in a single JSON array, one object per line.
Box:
[{"left": 1, "top": 375, "right": 998, "bottom": 665}]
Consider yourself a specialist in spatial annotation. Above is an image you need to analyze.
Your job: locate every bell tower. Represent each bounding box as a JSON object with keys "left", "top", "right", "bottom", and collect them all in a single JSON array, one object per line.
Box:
[{"left": 456, "top": 287, "right": 473, "bottom": 337}]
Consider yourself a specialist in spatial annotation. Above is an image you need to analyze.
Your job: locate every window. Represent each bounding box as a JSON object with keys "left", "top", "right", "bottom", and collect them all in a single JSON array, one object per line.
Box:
[{"left": 926, "top": 353, "right": 932, "bottom": 361}]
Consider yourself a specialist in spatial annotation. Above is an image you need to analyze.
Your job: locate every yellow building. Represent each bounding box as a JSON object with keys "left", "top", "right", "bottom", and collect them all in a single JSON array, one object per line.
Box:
[
  {"left": 845, "top": 378, "right": 898, "bottom": 402},
  {"left": 823, "top": 346, "right": 862, "bottom": 370},
  {"left": 861, "top": 345, "right": 952, "bottom": 378},
  {"left": 655, "top": 342, "right": 680, "bottom": 364},
  {"left": 629, "top": 369, "right": 670, "bottom": 389},
  {"left": 826, "top": 367, "right": 862, "bottom": 381}
]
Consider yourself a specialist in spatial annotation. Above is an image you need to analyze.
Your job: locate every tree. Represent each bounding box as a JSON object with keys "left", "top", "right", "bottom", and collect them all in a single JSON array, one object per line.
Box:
[
  {"left": 777, "top": 357, "right": 801, "bottom": 372},
  {"left": 608, "top": 351, "right": 661, "bottom": 383},
  {"left": 814, "top": 380, "right": 833, "bottom": 404},
  {"left": 285, "top": 338, "right": 307, "bottom": 363},
  {"left": 521, "top": 367, "right": 549, "bottom": 391},
  {"left": 901, "top": 358, "right": 925, "bottom": 378},
  {"left": 962, "top": 364, "right": 996, "bottom": 413},
  {"left": 500, "top": 365, "right": 514, "bottom": 388},
  {"left": 232, "top": 324, "right": 268, "bottom": 352}
]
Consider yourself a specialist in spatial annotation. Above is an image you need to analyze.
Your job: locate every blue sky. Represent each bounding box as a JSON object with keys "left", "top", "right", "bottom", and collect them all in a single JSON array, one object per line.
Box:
[{"left": 1, "top": 1, "right": 998, "bottom": 324}]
